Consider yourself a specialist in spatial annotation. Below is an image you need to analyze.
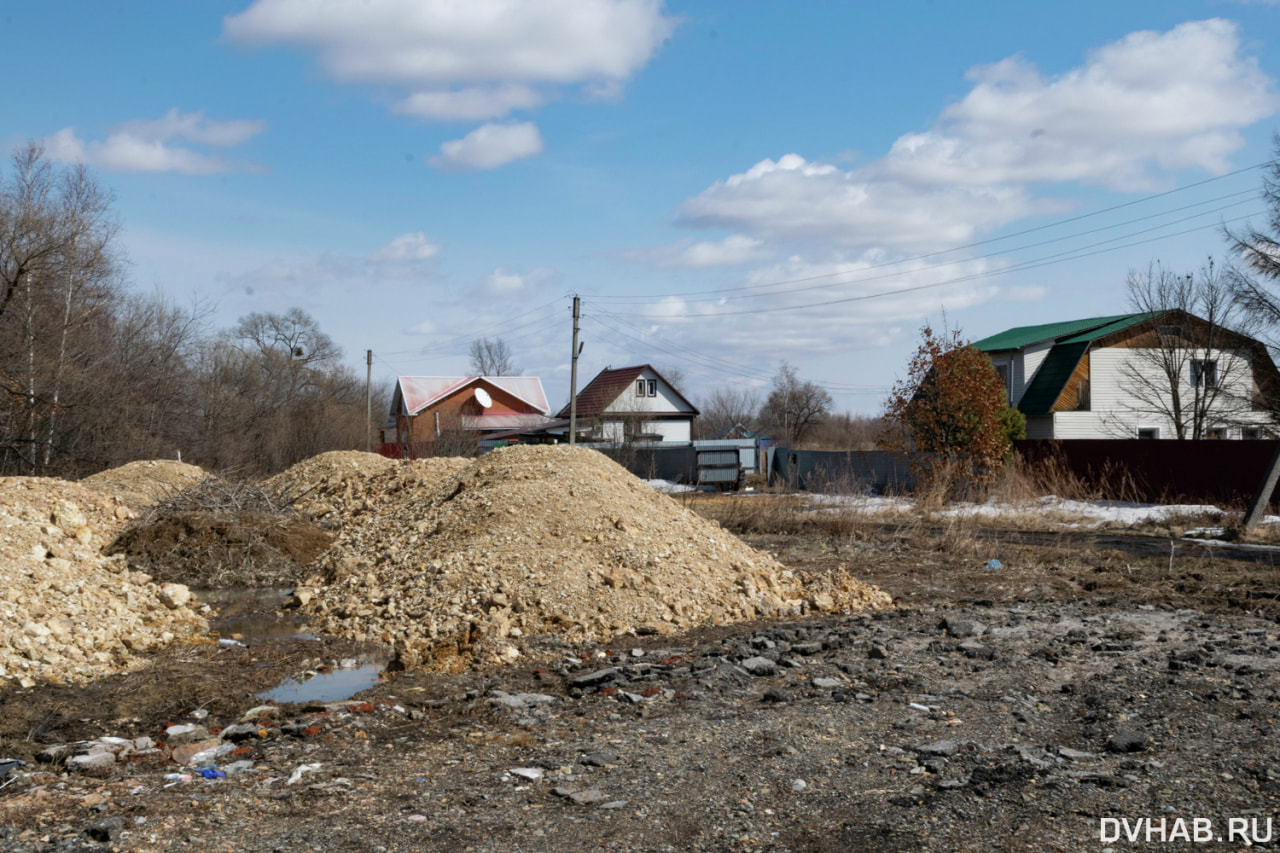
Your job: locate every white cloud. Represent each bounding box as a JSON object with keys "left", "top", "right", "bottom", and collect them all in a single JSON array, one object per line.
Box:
[
  {"left": 42, "top": 110, "right": 267, "bottom": 175},
  {"left": 480, "top": 266, "right": 553, "bottom": 298},
  {"left": 429, "top": 122, "right": 543, "bottom": 171},
  {"left": 622, "top": 234, "right": 771, "bottom": 269},
  {"left": 369, "top": 232, "right": 441, "bottom": 261},
  {"left": 224, "top": 0, "right": 676, "bottom": 121},
  {"left": 676, "top": 20, "right": 1277, "bottom": 254}
]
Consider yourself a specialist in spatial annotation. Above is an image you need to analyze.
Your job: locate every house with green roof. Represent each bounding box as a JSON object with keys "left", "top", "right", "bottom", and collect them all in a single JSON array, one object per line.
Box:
[{"left": 972, "top": 311, "right": 1280, "bottom": 440}]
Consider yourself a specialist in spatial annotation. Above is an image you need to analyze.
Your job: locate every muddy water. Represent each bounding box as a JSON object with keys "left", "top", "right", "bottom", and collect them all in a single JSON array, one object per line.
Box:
[{"left": 200, "top": 587, "right": 390, "bottom": 703}]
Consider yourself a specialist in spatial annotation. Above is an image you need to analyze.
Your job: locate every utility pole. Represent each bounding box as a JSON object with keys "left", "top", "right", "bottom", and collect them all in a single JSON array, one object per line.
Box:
[
  {"left": 569, "top": 296, "right": 581, "bottom": 446},
  {"left": 365, "top": 349, "right": 373, "bottom": 453}
]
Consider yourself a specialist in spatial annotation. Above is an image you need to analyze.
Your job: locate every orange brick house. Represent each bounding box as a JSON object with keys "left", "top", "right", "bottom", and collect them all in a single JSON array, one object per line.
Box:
[{"left": 382, "top": 376, "right": 551, "bottom": 455}]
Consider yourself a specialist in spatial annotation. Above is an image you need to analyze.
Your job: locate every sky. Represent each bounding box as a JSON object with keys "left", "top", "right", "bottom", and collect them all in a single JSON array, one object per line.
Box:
[{"left": 5, "top": 0, "right": 1280, "bottom": 416}]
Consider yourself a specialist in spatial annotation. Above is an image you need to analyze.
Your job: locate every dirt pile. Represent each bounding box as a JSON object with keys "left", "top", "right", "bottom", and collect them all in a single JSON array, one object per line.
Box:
[
  {"left": 299, "top": 445, "right": 890, "bottom": 670},
  {"left": 0, "top": 477, "right": 206, "bottom": 686},
  {"left": 267, "top": 452, "right": 472, "bottom": 531},
  {"left": 81, "top": 460, "right": 207, "bottom": 513},
  {"left": 107, "top": 477, "right": 330, "bottom": 589}
]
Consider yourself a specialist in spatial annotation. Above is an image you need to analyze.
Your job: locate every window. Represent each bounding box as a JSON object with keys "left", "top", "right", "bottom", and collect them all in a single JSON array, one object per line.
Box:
[
  {"left": 1137, "top": 427, "right": 1160, "bottom": 440},
  {"left": 647, "top": 379, "right": 657, "bottom": 397},
  {"left": 1244, "top": 427, "right": 1266, "bottom": 440},
  {"left": 1191, "top": 359, "right": 1218, "bottom": 389},
  {"left": 1158, "top": 325, "right": 1184, "bottom": 343},
  {"left": 1075, "top": 379, "right": 1091, "bottom": 411},
  {"left": 1207, "top": 427, "right": 1228, "bottom": 440},
  {"left": 993, "top": 363, "right": 1010, "bottom": 399},
  {"left": 636, "top": 379, "right": 646, "bottom": 397}
]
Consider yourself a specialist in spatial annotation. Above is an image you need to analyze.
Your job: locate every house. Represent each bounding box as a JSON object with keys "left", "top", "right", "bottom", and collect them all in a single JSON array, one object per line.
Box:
[
  {"left": 554, "top": 364, "right": 699, "bottom": 443},
  {"left": 972, "top": 311, "right": 1280, "bottom": 440},
  {"left": 384, "top": 376, "right": 551, "bottom": 454}
]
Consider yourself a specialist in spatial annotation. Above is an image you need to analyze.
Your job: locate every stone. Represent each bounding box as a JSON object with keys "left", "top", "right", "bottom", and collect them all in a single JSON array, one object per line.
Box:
[
  {"left": 163, "top": 724, "right": 210, "bottom": 745},
  {"left": 740, "top": 656, "right": 777, "bottom": 677},
  {"left": 53, "top": 501, "right": 87, "bottom": 536},
  {"left": 959, "top": 640, "right": 996, "bottom": 660},
  {"left": 914, "top": 739, "right": 961, "bottom": 757},
  {"left": 219, "top": 724, "right": 262, "bottom": 742},
  {"left": 568, "top": 789, "right": 608, "bottom": 806},
  {"left": 509, "top": 767, "right": 544, "bottom": 781},
  {"left": 67, "top": 752, "right": 115, "bottom": 772},
  {"left": 791, "top": 779, "right": 807, "bottom": 792},
  {"left": 942, "top": 618, "right": 986, "bottom": 639},
  {"left": 812, "top": 677, "right": 842, "bottom": 689},
  {"left": 569, "top": 667, "right": 620, "bottom": 688},
  {"left": 580, "top": 753, "right": 618, "bottom": 767},
  {"left": 84, "top": 817, "right": 125, "bottom": 843},
  {"left": 157, "top": 583, "right": 191, "bottom": 609},
  {"left": 1107, "top": 731, "right": 1148, "bottom": 754}
]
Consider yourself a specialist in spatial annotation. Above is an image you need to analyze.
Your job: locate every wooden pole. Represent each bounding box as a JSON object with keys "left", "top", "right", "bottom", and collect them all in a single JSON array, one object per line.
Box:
[
  {"left": 569, "top": 296, "right": 580, "bottom": 446},
  {"left": 365, "top": 349, "right": 373, "bottom": 453},
  {"left": 1244, "top": 441, "right": 1280, "bottom": 529}
]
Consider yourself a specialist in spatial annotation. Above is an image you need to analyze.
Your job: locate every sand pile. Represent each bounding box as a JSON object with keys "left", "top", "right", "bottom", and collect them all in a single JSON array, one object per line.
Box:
[
  {"left": 0, "top": 478, "right": 206, "bottom": 686},
  {"left": 267, "top": 452, "right": 471, "bottom": 531},
  {"left": 299, "top": 445, "right": 889, "bottom": 670},
  {"left": 81, "top": 460, "right": 207, "bottom": 513}
]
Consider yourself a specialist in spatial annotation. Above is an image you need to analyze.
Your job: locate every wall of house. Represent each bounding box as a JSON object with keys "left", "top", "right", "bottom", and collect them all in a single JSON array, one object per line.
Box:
[
  {"left": 1047, "top": 347, "right": 1265, "bottom": 439},
  {"left": 603, "top": 369, "right": 695, "bottom": 415},
  {"left": 1024, "top": 415, "right": 1055, "bottom": 440},
  {"left": 1011, "top": 341, "right": 1055, "bottom": 407}
]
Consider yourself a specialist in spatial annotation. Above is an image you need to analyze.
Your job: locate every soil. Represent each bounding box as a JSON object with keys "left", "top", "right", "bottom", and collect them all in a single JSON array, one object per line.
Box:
[{"left": 4, "top": 480, "right": 1280, "bottom": 850}]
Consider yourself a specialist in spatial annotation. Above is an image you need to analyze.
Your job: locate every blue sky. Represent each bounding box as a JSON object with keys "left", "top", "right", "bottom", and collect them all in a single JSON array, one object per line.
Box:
[{"left": 5, "top": 1, "right": 1280, "bottom": 415}]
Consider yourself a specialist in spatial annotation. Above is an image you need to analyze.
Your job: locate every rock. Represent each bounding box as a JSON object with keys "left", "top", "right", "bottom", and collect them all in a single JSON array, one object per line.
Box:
[
  {"left": 580, "top": 753, "right": 618, "bottom": 767},
  {"left": 1058, "top": 747, "right": 1099, "bottom": 762},
  {"left": 239, "top": 705, "right": 278, "bottom": 723},
  {"left": 509, "top": 767, "right": 544, "bottom": 781},
  {"left": 1107, "top": 731, "right": 1148, "bottom": 754},
  {"left": 84, "top": 817, "right": 125, "bottom": 843},
  {"left": 867, "top": 645, "right": 889, "bottom": 660},
  {"left": 959, "top": 640, "right": 996, "bottom": 660},
  {"left": 163, "top": 724, "right": 210, "bottom": 745},
  {"left": 791, "top": 642, "right": 823, "bottom": 656},
  {"left": 791, "top": 779, "right": 807, "bottom": 792},
  {"left": 812, "top": 677, "right": 842, "bottom": 689},
  {"left": 219, "top": 724, "right": 262, "bottom": 742},
  {"left": 67, "top": 752, "right": 115, "bottom": 772},
  {"left": 569, "top": 789, "right": 608, "bottom": 806},
  {"left": 53, "top": 500, "right": 87, "bottom": 535},
  {"left": 914, "top": 739, "right": 961, "bottom": 758},
  {"left": 942, "top": 618, "right": 986, "bottom": 639},
  {"left": 761, "top": 687, "right": 788, "bottom": 703},
  {"left": 741, "top": 656, "right": 778, "bottom": 676},
  {"left": 569, "top": 667, "right": 620, "bottom": 688},
  {"left": 158, "top": 583, "right": 191, "bottom": 609}
]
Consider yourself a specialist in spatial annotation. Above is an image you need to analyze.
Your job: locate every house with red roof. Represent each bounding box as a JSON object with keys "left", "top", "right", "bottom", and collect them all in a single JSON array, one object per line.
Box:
[
  {"left": 555, "top": 364, "right": 699, "bottom": 443},
  {"left": 382, "top": 376, "right": 552, "bottom": 455}
]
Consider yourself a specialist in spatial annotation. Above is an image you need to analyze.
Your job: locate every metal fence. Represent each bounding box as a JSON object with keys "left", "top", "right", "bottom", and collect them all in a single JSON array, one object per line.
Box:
[{"left": 766, "top": 448, "right": 917, "bottom": 493}]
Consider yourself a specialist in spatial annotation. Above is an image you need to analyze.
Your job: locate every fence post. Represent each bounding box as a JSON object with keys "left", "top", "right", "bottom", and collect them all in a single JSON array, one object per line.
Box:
[{"left": 1244, "top": 442, "right": 1280, "bottom": 529}]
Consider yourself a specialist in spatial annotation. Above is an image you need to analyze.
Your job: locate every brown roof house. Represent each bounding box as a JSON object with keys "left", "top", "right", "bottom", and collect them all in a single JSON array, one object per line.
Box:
[
  {"left": 385, "top": 376, "right": 552, "bottom": 455},
  {"left": 556, "top": 365, "right": 699, "bottom": 444}
]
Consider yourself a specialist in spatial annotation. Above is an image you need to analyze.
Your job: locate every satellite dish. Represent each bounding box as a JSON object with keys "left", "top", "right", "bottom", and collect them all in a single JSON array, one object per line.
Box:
[{"left": 475, "top": 387, "right": 493, "bottom": 408}]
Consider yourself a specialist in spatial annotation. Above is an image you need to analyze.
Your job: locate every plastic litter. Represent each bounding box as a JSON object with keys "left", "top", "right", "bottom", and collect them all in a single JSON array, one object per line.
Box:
[
  {"left": 199, "top": 768, "right": 226, "bottom": 780},
  {"left": 187, "top": 742, "right": 236, "bottom": 766},
  {"left": 223, "top": 760, "right": 255, "bottom": 776},
  {"left": 218, "top": 638, "right": 247, "bottom": 649},
  {"left": 287, "top": 763, "right": 321, "bottom": 785},
  {"left": 985, "top": 559, "right": 1003, "bottom": 570}
]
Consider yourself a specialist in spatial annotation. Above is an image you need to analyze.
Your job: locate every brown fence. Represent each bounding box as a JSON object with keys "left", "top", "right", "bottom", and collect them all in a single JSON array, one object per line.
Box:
[{"left": 1014, "top": 439, "right": 1280, "bottom": 509}]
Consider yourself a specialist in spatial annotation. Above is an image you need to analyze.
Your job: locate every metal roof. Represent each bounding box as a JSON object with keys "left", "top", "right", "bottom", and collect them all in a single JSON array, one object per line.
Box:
[
  {"left": 1016, "top": 342, "right": 1088, "bottom": 415},
  {"left": 972, "top": 314, "right": 1146, "bottom": 352},
  {"left": 395, "top": 376, "right": 550, "bottom": 416},
  {"left": 554, "top": 364, "right": 699, "bottom": 419}
]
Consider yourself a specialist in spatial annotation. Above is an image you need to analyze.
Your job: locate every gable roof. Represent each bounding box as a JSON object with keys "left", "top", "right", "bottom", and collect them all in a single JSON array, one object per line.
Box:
[
  {"left": 554, "top": 364, "right": 699, "bottom": 419},
  {"left": 395, "top": 376, "right": 550, "bottom": 416},
  {"left": 1016, "top": 341, "right": 1089, "bottom": 416},
  {"left": 972, "top": 313, "right": 1150, "bottom": 352}
]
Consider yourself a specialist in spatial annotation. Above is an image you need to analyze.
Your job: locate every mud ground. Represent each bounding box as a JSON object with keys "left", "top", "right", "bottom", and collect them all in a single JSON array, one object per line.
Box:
[{"left": 2, "top": 521, "right": 1280, "bottom": 852}]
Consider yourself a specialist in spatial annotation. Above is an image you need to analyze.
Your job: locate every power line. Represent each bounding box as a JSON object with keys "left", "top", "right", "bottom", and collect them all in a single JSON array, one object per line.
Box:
[{"left": 586, "top": 163, "right": 1268, "bottom": 304}]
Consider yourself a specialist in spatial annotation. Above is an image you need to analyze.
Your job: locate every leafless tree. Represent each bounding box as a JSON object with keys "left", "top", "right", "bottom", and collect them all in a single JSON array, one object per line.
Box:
[
  {"left": 1116, "top": 259, "right": 1260, "bottom": 439},
  {"left": 694, "top": 386, "right": 761, "bottom": 439},
  {"left": 469, "top": 337, "right": 519, "bottom": 376},
  {"left": 760, "top": 362, "right": 833, "bottom": 445}
]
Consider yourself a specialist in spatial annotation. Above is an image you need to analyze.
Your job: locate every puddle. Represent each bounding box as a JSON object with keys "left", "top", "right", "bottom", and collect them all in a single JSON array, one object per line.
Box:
[
  {"left": 200, "top": 586, "right": 392, "bottom": 703},
  {"left": 258, "top": 654, "right": 391, "bottom": 704}
]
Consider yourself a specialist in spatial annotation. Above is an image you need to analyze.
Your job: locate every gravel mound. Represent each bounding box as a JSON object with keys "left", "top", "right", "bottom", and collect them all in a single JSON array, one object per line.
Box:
[
  {"left": 268, "top": 452, "right": 471, "bottom": 531},
  {"left": 81, "top": 460, "right": 207, "bottom": 513},
  {"left": 0, "top": 477, "right": 206, "bottom": 686},
  {"left": 300, "top": 445, "right": 889, "bottom": 670}
]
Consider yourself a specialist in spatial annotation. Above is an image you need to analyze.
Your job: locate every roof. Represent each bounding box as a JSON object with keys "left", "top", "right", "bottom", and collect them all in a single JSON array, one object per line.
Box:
[
  {"left": 1016, "top": 341, "right": 1088, "bottom": 415},
  {"left": 554, "top": 364, "right": 699, "bottom": 419},
  {"left": 395, "top": 376, "right": 550, "bottom": 416},
  {"left": 972, "top": 314, "right": 1151, "bottom": 352}
]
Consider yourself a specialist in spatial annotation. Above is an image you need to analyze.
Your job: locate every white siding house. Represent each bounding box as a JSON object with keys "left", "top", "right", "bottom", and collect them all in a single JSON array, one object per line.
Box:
[
  {"left": 973, "top": 312, "right": 1280, "bottom": 440},
  {"left": 554, "top": 364, "right": 698, "bottom": 443}
]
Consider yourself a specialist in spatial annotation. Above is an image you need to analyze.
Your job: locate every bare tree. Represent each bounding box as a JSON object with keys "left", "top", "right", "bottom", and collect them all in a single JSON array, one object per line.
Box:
[
  {"left": 694, "top": 386, "right": 761, "bottom": 439},
  {"left": 1117, "top": 259, "right": 1259, "bottom": 439},
  {"left": 469, "top": 337, "right": 519, "bottom": 376},
  {"left": 761, "top": 362, "right": 832, "bottom": 445}
]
